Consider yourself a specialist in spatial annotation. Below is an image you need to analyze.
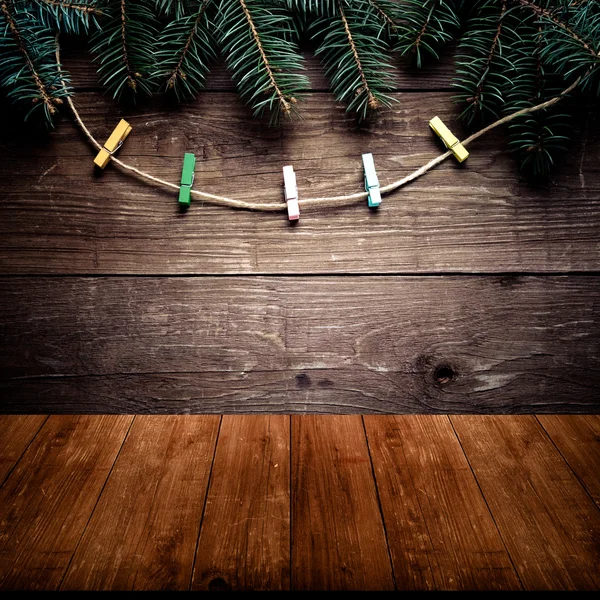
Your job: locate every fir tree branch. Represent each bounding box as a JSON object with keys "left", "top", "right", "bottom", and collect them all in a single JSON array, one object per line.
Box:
[
  {"left": 311, "top": 0, "right": 396, "bottom": 119},
  {"left": 366, "top": 0, "right": 398, "bottom": 34},
  {"left": 503, "top": 19, "right": 573, "bottom": 178},
  {"left": 239, "top": 0, "right": 291, "bottom": 115},
  {"left": 453, "top": 0, "right": 521, "bottom": 125},
  {"left": 1, "top": 2, "right": 56, "bottom": 113},
  {"left": 338, "top": 0, "right": 379, "bottom": 111},
  {"left": 119, "top": 1, "right": 135, "bottom": 91},
  {"left": 152, "top": 0, "right": 216, "bottom": 99},
  {"left": 32, "top": 0, "right": 104, "bottom": 33},
  {"left": 0, "top": 0, "right": 70, "bottom": 125},
  {"left": 396, "top": 0, "right": 460, "bottom": 67},
  {"left": 89, "top": 0, "right": 158, "bottom": 99},
  {"left": 165, "top": 2, "right": 210, "bottom": 89},
  {"left": 470, "top": 0, "right": 507, "bottom": 113},
  {"left": 155, "top": 0, "right": 189, "bottom": 18},
  {"left": 38, "top": 0, "right": 103, "bottom": 17},
  {"left": 517, "top": 0, "right": 599, "bottom": 59},
  {"left": 217, "top": 0, "right": 308, "bottom": 121}
]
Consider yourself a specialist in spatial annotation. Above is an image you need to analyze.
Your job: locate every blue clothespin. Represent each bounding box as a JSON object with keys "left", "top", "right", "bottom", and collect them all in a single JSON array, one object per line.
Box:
[{"left": 362, "top": 153, "right": 381, "bottom": 208}]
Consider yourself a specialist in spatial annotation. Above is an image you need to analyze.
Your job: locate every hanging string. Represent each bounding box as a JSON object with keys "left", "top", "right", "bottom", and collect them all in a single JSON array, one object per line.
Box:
[{"left": 56, "top": 37, "right": 581, "bottom": 213}]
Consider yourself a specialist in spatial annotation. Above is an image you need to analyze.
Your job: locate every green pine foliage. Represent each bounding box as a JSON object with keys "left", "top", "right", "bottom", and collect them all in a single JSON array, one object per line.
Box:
[
  {"left": 310, "top": 0, "right": 397, "bottom": 119},
  {"left": 0, "top": 1, "right": 72, "bottom": 127},
  {"left": 529, "top": 0, "right": 600, "bottom": 93},
  {"left": 452, "top": 0, "right": 600, "bottom": 178},
  {"left": 32, "top": 0, "right": 105, "bottom": 34},
  {"left": 89, "top": 0, "right": 159, "bottom": 100},
  {"left": 1, "top": 0, "right": 599, "bottom": 179},
  {"left": 151, "top": 0, "right": 217, "bottom": 100},
  {"left": 216, "top": 0, "right": 309, "bottom": 122},
  {"left": 453, "top": 0, "right": 523, "bottom": 126},
  {"left": 155, "top": 0, "right": 192, "bottom": 19},
  {"left": 396, "top": 0, "right": 460, "bottom": 68}
]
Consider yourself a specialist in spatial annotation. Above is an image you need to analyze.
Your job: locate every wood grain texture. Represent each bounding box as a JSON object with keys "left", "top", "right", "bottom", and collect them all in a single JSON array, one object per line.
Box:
[
  {"left": 60, "top": 415, "right": 219, "bottom": 590},
  {"left": 192, "top": 415, "right": 290, "bottom": 591},
  {"left": 1, "top": 276, "right": 598, "bottom": 414},
  {"left": 1, "top": 90, "right": 597, "bottom": 275},
  {"left": 537, "top": 415, "right": 600, "bottom": 508},
  {"left": 0, "top": 415, "right": 47, "bottom": 483},
  {"left": 0, "top": 415, "right": 132, "bottom": 591},
  {"left": 451, "top": 415, "right": 600, "bottom": 591},
  {"left": 291, "top": 415, "right": 394, "bottom": 590},
  {"left": 363, "top": 415, "right": 522, "bottom": 590}
]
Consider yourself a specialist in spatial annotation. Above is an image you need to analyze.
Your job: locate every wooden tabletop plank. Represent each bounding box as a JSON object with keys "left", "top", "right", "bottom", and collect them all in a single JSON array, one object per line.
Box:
[
  {"left": 1, "top": 276, "right": 598, "bottom": 414},
  {"left": 1, "top": 92, "right": 597, "bottom": 275},
  {"left": 451, "top": 415, "right": 600, "bottom": 591},
  {"left": 60, "top": 415, "right": 219, "bottom": 590},
  {"left": 0, "top": 415, "right": 132, "bottom": 591},
  {"left": 363, "top": 415, "right": 521, "bottom": 590},
  {"left": 0, "top": 416, "right": 47, "bottom": 484},
  {"left": 291, "top": 415, "right": 394, "bottom": 590},
  {"left": 191, "top": 415, "right": 290, "bottom": 591},
  {"left": 537, "top": 415, "right": 600, "bottom": 508}
]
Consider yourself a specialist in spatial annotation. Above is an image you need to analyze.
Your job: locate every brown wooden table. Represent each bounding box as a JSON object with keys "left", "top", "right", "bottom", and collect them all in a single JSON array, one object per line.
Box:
[{"left": 0, "top": 40, "right": 599, "bottom": 591}]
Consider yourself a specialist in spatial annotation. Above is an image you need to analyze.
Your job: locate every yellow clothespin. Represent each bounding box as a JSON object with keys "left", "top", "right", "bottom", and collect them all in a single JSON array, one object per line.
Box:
[
  {"left": 94, "top": 119, "right": 132, "bottom": 169},
  {"left": 429, "top": 116, "right": 469, "bottom": 163}
]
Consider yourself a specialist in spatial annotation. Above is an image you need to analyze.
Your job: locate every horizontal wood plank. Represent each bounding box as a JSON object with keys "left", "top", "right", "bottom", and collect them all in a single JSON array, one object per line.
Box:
[
  {"left": 0, "top": 415, "right": 132, "bottom": 591},
  {"left": 1, "top": 276, "right": 598, "bottom": 414},
  {"left": 452, "top": 415, "right": 600, "bottom": 590},
  {"left": 61, "top": 415, "right": 220, "bottom": 591},
  {"left": 1, "top": 91, "right": 597, "bottom": 275},
  {"left": 192, "top": 416, "right": 290, "bottom": 591},
  {"left": 364, "top": 415, "right": 521, "bottom": 590}
]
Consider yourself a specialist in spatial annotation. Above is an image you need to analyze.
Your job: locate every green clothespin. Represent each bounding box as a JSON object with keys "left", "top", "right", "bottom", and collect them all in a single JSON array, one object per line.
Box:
[{"left": 179, "top": 153, "right": 196, "bottom": 207}]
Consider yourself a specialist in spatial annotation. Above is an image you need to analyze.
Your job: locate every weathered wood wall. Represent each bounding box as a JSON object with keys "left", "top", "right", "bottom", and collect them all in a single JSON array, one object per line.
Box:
[{"left": 0, "top": 39, "right": 598, "bottom": 413}]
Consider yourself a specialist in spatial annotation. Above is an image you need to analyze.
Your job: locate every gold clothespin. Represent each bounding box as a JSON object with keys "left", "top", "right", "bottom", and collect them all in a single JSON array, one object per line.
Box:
[
  {"left": 94, "top": 119, "right": 132, "bottom": 169},
  {"left": 429, "top": 116, "right": 469, "bottom": 163}
]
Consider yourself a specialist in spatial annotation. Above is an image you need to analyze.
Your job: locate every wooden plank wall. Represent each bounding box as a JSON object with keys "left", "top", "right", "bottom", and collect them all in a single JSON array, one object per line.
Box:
[{"left": 0, "top": 35, "right": 598, "bottom": 413}]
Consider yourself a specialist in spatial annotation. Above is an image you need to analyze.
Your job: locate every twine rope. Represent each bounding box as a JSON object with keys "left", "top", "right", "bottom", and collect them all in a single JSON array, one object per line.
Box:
[{"left": 56, "top": 38, "right": 581, "bottom": 213}]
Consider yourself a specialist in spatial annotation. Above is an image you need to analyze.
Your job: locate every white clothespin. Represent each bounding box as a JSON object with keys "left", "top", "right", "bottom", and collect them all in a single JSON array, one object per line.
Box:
[{"left": 283, "top": 165, "right": 300, "bottom": 220}]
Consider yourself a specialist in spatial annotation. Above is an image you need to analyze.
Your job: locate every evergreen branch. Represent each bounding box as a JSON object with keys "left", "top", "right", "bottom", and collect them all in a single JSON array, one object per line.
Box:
[
  {"left": 396, "top": 0, "right": 460, "bottom": 67},
  {"left": 29, "top": 0, "right": 104, "bottom": 33},
  {"left": 285, "top": 1, "right": 336, "bottom": 17},
  {"left": 453, "top": 0, "right": 522, "bottom": 126},
  {"left": 366, "top": 0, "right": 399, "bottom": 34},
  {"left": 472, "top": 0, "right": 507, "bottom": 112},
  {"left": 311, "top": 0, "right": 396, "bottom": 119},
  {"left": 240, "top": 0, "right": 291, "bottom": 114},
  {"left": 89, "top": 0, "right": 158, "bottom": 99},
  {"left": 517, "top": 0, "right": 600, "bottom": 93},
  {"left": 503, "top": 21, "right": 573, "bottom": 178},
  {"left": 155, "top": 0, "right": 190, "bottom": 18},
  {"left": 152, "top": 0, "right": 216, "bottom": 99},
  {"left": 217, "top": 0, "right": 308, "bottom": 121},
  {"left": 518, "top": 0, "right": 599, "bottom": 59},
  {"left": 338, "top": 0, "right": 378, "bottom": 111},
  {"left": 0, "top": 0, "right": 71, "bottom": 126}
]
